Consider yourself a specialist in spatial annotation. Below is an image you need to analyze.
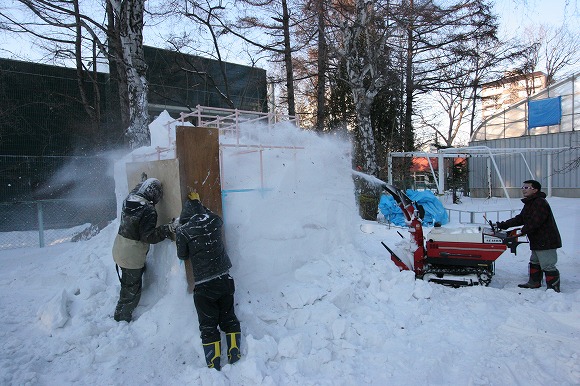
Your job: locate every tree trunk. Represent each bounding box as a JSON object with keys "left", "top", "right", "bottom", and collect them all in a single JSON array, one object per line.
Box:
[
  {"left": 73, "top": 0, "right": 96, "bottom": 124},
  {"left": 404, "top": 2, "right": 414, "bottom": 152},
  {"left": 107, "top": 1, "right": 130, "bottom": 137},
  {"left": 315, "top": 0, "right": 327, "bottom": 131},
  {"left": 469, "top": 78, "right": 479, "bottom": 139},
  {"left": 341, "top": 0, "right": 386, "bottom": 176},
  {"left": 352, "top": 89, "right": 378, "bottom": 175},
  {"left": 282, "top": 0, "right": 296, "bottom": 117},
  {"left": 108, "top": 0, "right": 149, "bottom": 149}
]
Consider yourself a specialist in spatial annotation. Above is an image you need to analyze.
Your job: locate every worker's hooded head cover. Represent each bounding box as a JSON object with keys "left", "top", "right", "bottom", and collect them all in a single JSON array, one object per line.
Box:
[
  {"left": 179, "top": 197, "right": 206, "bottom": 225},
  {"left": 135, "top": 178, "right": 163, "bottom": 204}
]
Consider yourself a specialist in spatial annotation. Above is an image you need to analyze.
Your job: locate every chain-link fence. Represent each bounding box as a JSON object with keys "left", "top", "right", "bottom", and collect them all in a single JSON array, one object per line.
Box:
[
  {"left": 0, "top": 153, "right": 117, "bottom": 250},
  {"left": 0, "top": 49, "right": 268, "bottom": 252},
  {"left": 0, "top": 198, "right": 116, "bottom": 250}
]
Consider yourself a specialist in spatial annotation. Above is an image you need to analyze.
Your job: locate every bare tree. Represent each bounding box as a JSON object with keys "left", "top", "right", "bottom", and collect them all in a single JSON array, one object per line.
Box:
[
  {"left": 212, "top": 0, "right": 303, "bottom": 117},
  {"left": 152, "top": 0, "right": 238, "bottom": 108},
  {"left": 157, "top": 0, "right": 302, "bottom": 116},
  {"left": 418, "top": 75, "right": 475, "bottom": 147},
  {"left": 397, "top": 0, "right": 500, "bottom": 149},
  {"left": 0, "top": 0, "right": 108, "bottom": 146},
  {"left": 313, "top": 0, "right": 328, "bottom": 132},
  {"left": 326, "top": 0, "right": 397, "bottom": 175},
  {"left": 464, "top": 36, "right": 525, "bottom": 138},
  {"left": 290, "top": 0, "right": 330, "bottom": 131},
  {"left": 418, "top": 27, "right": 525, "bottom": 144},
  {"left": 519, "top": 24, "right": 580, "bottom": 85},
  {"left": 0, "top": 0, "right": 150, "bottom": 149}
]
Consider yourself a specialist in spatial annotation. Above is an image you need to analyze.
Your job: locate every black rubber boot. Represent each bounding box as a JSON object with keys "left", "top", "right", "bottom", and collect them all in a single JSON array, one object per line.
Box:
[
  {"left": 226, "top": 332, "right": 241, "bottom": 364},
  {"left": 202, "top": 341, "right": 221, "bottom": 371},
  {"left": 545, "top": 270, "right": 561, "bottom": 292},
  {"left": 114, "top": 267, "right": 144, "bottom": 322},
  {"left": 518, "top": 263, "right": 542, "bottom": 289}
]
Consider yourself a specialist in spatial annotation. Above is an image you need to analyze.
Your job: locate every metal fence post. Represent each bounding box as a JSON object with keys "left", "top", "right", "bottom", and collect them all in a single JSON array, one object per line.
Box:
[{"left": 37, "top": 201, "right": 45, "bottom": 248}]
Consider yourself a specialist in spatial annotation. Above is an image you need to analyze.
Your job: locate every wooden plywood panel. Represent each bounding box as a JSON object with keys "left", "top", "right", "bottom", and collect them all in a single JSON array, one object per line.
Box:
[
  {"left": 125, "top": 159, "right": 181, "bottom": 225},
  {"left": 175, "top": 126, "right": 222, "bottom": 216}
]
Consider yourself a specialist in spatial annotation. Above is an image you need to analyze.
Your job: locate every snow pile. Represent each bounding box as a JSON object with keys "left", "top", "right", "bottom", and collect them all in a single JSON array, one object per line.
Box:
[
  {"left": 0, "top": 111, "right": 579, "bottom": 385},
  {"left": 37, "top": 290, "right": 70, "bottom": 330}
]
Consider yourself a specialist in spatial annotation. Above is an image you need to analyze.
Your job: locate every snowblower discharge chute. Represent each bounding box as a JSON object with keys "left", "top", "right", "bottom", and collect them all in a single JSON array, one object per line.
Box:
[{"left": 381, "top": 184, "right": 526, "bottom": 287}]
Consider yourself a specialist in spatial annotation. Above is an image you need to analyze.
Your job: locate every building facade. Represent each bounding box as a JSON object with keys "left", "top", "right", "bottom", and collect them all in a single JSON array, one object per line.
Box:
[
  {"left": 480, "top": 71, "right": 547, "bottom": 121},
  {"left": 469, "top": 73, "right": 580, "bottom": 198}
]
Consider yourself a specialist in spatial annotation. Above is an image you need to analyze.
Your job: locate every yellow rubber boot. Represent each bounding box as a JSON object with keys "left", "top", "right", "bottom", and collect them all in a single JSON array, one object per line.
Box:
[
  {"left": 226, "top": 332, "right": 241, "bottom": 364},
  {"left": 202, "top": 341, "right": 221, "bottom": 370}
]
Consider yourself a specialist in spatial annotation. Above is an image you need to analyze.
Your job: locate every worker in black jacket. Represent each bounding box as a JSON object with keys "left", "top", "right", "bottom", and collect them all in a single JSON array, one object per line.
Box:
[
  {"left": 176, "top": 192, "right": 241, "bottom": 371},
  {"left": 497, "top": 180, "right": 562, "bottom": 292},
  {"left": 112, "top": 178, "right": 175, "bottom": 322}
]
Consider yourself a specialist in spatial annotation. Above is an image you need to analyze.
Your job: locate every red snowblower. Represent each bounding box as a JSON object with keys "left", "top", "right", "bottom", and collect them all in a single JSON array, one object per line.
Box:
[{"left": 381, "top": 184, "right": 526, "bottom": 287}]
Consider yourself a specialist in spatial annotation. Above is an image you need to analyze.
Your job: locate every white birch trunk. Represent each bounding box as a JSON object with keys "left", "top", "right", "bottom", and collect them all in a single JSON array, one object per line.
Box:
[
  {"left": 353, "top": 93, "right": 379, "bottom": 175},
  {"left": 109, "top": 0, "right": 149, "bottom": 149},
  {"left": 340, "top": 0, "right": 386, "bottom": 176}
]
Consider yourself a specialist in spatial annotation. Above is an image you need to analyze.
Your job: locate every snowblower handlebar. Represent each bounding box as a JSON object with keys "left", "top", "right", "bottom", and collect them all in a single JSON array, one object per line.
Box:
[
  {"left": 485, "top": 227, "right": 527, "bottom": 255},
  {"left": 503, "top": 228, "right": 527, "bottom": 254}
]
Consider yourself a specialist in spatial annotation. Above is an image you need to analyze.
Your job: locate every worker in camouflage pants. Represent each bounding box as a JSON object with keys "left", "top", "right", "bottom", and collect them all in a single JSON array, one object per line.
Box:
[{"left": 112, "top": 178, "right": 175, "bottom": 322}]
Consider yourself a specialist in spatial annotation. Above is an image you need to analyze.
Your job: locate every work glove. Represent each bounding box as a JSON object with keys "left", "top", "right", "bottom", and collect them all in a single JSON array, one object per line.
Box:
[
  {"left": 507, "top": 229, "right": 522, "bottom": 238},
  {"left": 496, "top": 221, "right": 506, "bottom": 230},
  {"left": 165, "top": 220, "right": 177, "bottom": 241},
  {"left": 188, "top": 191, "right": 200, "bottom": 201}
]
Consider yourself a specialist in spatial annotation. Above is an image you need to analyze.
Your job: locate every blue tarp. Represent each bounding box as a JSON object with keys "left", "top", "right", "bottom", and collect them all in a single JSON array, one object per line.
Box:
[
  {"left": 528, "top": 96, "right": 562, "bottom": 129},
  {"left": 378, "top": 189, "right": 448, "bottom": 227}
]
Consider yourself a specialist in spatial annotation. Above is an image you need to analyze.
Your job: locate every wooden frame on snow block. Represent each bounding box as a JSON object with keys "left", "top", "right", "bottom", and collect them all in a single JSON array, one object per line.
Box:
[
  {"left": 176, "top": 126, "right": 223, "bottom": 293},
  {"left": 125, "top": 159, "right": 181, "bottom": 225},
  {"left": 175, "top": 126, "right": 223, "bottom": 217}
]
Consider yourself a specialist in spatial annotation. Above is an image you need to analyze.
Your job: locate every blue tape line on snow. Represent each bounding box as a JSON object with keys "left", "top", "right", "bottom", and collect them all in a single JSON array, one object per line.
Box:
[
  {"left": 220, "top": 188, "right": 273, "bottom": 223},
  {"left": 221, "top": 188, "right": 273, "bottom": 197}
]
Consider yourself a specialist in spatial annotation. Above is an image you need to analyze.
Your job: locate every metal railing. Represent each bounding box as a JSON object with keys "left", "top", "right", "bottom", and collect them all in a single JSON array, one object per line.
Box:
[{"left": 445, "top": 208, "right": 519, "bottom": 224}]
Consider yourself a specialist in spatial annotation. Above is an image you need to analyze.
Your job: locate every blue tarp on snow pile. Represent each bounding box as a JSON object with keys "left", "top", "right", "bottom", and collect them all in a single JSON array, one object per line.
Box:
[{"left": 378, "top": 189, "right": 448, "bottom": 227}]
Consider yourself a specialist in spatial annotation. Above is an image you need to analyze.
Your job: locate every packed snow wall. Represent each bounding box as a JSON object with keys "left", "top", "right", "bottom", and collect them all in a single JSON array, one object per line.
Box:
[{"left": 112, "top": 111, "right": 360, "bottom": 301}]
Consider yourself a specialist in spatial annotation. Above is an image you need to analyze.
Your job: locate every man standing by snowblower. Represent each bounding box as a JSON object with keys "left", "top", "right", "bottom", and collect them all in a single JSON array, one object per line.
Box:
[
  {"left": 112, "top": 178, "right": 176, "bottom": 322},
  {"left": 497, "top": 180, "right": 562, "bottom": 292},
  {"left": 176, "top": 191, "right": 241, "bottom": 371}
]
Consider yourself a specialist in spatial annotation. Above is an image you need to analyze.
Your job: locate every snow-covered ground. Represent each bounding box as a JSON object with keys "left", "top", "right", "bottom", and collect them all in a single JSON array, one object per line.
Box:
[{"left": 1, "top": 115, "right": 579, "bottom": 385}]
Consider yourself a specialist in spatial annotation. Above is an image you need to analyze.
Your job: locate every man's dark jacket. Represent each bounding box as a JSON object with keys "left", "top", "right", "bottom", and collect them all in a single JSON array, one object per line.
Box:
[
  {"left": 113, "top": 180, "right": 171, "bottom": 269},
  {"left": 117, "top": 182, "right": 169, "bottom": 244},
  {"left": 498, "top": 191, "right": 561, "bottom": 250},
  {"left": 176, "top": 199, "right": 232, "bottom": 284}
]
